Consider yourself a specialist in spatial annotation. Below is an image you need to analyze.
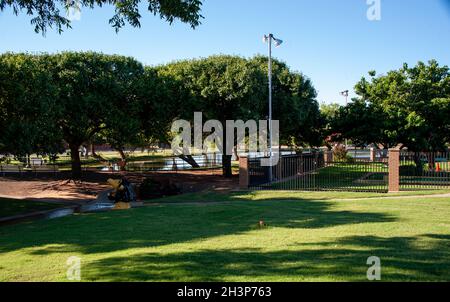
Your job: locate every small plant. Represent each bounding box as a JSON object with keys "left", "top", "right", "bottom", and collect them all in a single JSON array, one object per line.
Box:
[
  {"left": 333, "top": 144, "right": 354, "bottom": 163},
  {"left": 258, "top": 220, "right": 268, "bottom": 229},
  {"left": 138, "top": 177, "right": 181, "bottom": 200}
]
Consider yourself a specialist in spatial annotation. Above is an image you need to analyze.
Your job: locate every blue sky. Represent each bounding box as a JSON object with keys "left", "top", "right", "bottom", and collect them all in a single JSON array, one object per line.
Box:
[{"left": 1, "top": 0, "right": 450, "bottom": 104}]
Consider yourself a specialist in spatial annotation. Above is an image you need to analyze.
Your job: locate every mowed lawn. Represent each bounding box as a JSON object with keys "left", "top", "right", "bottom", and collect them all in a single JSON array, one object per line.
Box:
[
  {"left": 0, "top": 191, "right": 449, "bottom": 281},
  {"left": 0, "top": 198, "right": 61, "bottom": 219}
]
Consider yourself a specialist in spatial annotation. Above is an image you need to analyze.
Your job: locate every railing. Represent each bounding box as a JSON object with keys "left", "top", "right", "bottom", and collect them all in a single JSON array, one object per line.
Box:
[
  {"left": 126, "top": 154, "right": 223, "bottom": 172},
  {"left": 400, "top": 151, "right": 450, "bottom": 190},
  {"left": 0, "top": 153, "right": 224, "bottom": 176},
  {"left": 248, "top": 151, "right": 389, "bottom": 193}
]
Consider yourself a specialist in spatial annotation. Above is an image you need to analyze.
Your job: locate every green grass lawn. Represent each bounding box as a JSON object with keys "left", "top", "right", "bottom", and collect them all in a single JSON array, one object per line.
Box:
[
  {"left": 0, "top": 191, "right": 449, "bottom": 281},
  {"left": 149, "top": 189, "right": 450, "bottom": 204},
  {"left": 0, "top": 198, "right": 61, "bottom": 219}
]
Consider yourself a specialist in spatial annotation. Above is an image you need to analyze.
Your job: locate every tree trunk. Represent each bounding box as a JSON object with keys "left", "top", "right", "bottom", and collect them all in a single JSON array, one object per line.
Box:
[
  {"left": 222, "top": 154, "right": 233, "bottom": 177},
  {"left": 233, "top": 146, "right": 240, "bottom": 161},
  {"left": 26, "top": 154, "right": 31, "bottom": 168},
  {"left": 413, "top": 153, "right": 424, "bottom": 175},
  {"left": 221, "top": 118, "right": 233, "bottom": 178},
  {"left": 178, "top": 155, "right": 200, "bottom": 168},
  {"left": 91, "top": 143, "right": 97, "bottom": 157},
  {"left": 427, "top": 152, "right": 436, "bottom": 172},
  {"left": 69, "top": 143, "right": 82, "bottom": 180},
  {"left": 118, "top": 148, "right": 127, "bottom": 161}
]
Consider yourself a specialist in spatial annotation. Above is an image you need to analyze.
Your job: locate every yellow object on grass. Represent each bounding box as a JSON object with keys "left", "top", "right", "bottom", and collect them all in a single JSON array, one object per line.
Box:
[{"left": 113, "top": 202, "right": 131, "bottom": 210}]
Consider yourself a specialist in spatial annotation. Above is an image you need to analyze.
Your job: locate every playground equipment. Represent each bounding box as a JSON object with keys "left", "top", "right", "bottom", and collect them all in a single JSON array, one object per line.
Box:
[{"left": 107, "top": 178, "right": 137, "bottom": 210}]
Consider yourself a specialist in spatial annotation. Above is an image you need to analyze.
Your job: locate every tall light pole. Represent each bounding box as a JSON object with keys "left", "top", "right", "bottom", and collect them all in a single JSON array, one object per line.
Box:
[
  {"left": 340, "top": 90, "right": 349, "bottom": 148},
  {"left": 340, "top": 90, "right": 349, "bottom": 105},
  {"left": 263, "top": 34, "right": 283, "bottom": 182}
]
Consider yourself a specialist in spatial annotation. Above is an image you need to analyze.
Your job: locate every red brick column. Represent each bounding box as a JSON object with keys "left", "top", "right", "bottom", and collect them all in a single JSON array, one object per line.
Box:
[
  {"left": 370, "top": 148, "right": 376, "bottom": 162},
  {"left": 388, "top": 149, "right": 400, "bottom": 192},
  {"left": 239, "top": 156, "right": 249, "bottom": 189},
  {"left": 324, "top": 150, "right": 333, "bottom": 164}
]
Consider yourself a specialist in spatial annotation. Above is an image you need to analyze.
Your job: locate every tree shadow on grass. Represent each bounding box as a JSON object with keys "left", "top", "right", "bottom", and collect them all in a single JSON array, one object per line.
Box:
[
  {"left": 0, "top": 199, "right": 395, "bottom": 256},
  {"left": 83, "top": 234, "right": 450, "bottom": 281}
]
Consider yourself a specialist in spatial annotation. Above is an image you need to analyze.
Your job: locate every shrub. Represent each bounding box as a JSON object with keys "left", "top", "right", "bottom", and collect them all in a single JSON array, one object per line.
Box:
[
  {"left": 138, "top": 178, "right": 181, "bottom": 200},
  {"left": 333, "top": 144, "right": 354, "bottom": 163}
]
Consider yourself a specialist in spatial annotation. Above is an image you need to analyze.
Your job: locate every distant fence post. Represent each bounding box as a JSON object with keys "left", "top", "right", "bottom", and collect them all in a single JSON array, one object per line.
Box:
[
  {"left": 239, "top": 156, "right": 249, "bottom": 189},
  {"left": 370, "top": 148, "right": 376, "bottom": 162},
  {"left": 324, "top": 150, "right": 333, "bottom": 164},
  {"left": 388, "top": 149, "right": 400, "bottom": 192}
]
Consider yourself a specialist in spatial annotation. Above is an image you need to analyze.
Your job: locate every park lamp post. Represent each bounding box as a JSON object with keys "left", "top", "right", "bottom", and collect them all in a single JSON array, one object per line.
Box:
[
  {"left": 340, "top": 90, "right": 349, "bottom": 148},
  {"left": 263, "top": 33, "right": 283, "bottom": 182}
]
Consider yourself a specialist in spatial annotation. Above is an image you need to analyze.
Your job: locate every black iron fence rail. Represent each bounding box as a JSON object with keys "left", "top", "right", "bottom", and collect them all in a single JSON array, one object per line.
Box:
[
  {"left": 249, "top": 152, "right": 389, "bottom": 193},
  {"left": 400, "top": 151, "right": 450, "bottom": 190}
]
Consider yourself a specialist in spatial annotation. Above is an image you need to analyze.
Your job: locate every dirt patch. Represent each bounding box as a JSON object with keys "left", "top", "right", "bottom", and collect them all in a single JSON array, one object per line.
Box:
[{"left": 0, "top": 170, "right": 238, "bottom": 204}]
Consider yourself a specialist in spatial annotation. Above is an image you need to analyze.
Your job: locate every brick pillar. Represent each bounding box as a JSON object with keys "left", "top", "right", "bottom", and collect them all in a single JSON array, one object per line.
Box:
[
  {"left": 388, "top": 149, "right": 400, "bottom": 192},
  {"left": 370, "top": 148, "right": 376, "bottom": 162},
  {"left": 239, "top": 156, "right": 249, "bottom": 189},
  {"left": 324, "top": 150, "right": 333, "bottom": 164}
]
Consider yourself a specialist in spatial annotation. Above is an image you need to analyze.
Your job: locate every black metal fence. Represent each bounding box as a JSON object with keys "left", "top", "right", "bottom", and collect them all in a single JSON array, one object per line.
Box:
[
  {"left": 0, "top": 153, "right": 223, "bottom": 176},
  {"left": 126, "top": 154, "right": 223, "bottom": 172},
  {"left": 249, "top": 152, "right": 389, "bottom": 193},
  {"left": 400, "top": 151, "right": 450, "bottom": 190}
]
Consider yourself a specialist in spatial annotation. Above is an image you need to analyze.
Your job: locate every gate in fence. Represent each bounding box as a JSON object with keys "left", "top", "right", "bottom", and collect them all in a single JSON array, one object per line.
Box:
[{"left": 248, "top": 151, "right": 389, "bottom": 193}]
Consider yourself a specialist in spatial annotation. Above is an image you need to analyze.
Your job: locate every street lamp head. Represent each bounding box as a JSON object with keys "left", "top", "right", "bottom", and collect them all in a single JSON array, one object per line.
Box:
[
  {"left": 273, "top": 38, "right": 283, "bottom": 47},
  {"left": 340, "top": 90, "right": 349, "bottom": 97}
]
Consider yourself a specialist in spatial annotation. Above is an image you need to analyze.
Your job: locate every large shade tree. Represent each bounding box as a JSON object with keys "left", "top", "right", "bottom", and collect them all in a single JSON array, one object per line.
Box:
[
  {"left": 333, "top": 60, "right": 450, "bottom": 151},
  {"left": 47, "top": 52, "right": 145, "bottom": 178},
  {"left": 248, "top": 56, "right": 322, "bottom": 149},
  {"left": 159, "top": 55, "right": 322, "bottom": 177},
  {"left": 0, "top": 52, "right": 145, "bottom": 178},
  {"left": 0, "top": 53, "right": 63, "bottom": 162},
  {"left": 0, "top": 0, "right": 203, "bottom": 34}
]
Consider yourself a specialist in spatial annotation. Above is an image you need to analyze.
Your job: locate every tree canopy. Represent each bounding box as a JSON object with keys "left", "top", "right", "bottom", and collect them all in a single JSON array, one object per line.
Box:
[
  {"left": 0, "top": 53, "right": 63, "bottom": 159},
  {"left": 159, "top": 55, "right": 322, "bottom": 176},
  {"left": 0, "top": 52, "right": 322, "bottom": 178},
  {"left": 332, "top": 60, "right": 450, "bottom": 151},
  {"left": 0, "top": 0, "right": 203, "bottom": 34}
]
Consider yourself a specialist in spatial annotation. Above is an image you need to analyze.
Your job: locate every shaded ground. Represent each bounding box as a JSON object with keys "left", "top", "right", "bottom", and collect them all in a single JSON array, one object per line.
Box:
[
  {"left": 0, "top": 198, "right": 62, "bottom": 219},
  {"left": 0, "top": 194, "right": 448, "bottom": 281},
  {"left": 0, "top": 170, "right": 238, "bottom": 205}
]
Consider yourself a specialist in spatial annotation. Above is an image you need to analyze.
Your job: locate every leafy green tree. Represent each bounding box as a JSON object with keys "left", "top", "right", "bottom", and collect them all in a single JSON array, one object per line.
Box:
[
  {"left": 46, "top": 52, "right": 144, "bottom": 178},
  {"left": 248, "top": 56, "right": 322, "bottom": 149},
  {"left": 0, "top": 0, "right": 203, "bottom": 34},
  {"left": 159, "top": 55, "right": 265, "bottom": 176},
  {"left": 331, "top": 98, "right": 396, "bottom": 149},
  {"left": 332, "top": 60, "right": 450, "bottom": 171},
  {"left": 160, "top": 55, "right": 321, "bottom": 177},
  {"left": 348, "top": 60, "right": 450, "bottom": 151},
  {"left": 320, "top": 102, "right": 341, "bottom": 149},
  {"left": 0, "top": 53, "right": 64, "bottom": 160}
]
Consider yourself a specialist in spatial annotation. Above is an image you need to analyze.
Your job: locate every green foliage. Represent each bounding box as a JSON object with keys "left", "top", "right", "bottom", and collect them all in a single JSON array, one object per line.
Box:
[
  {"left": 0, "top": 52, "right": 320, "bottom": 178},
  {"left": 0, "top": 0, "right": 204, "bottom": 34},
  {"left": 0, "top": 53, "right": 64, "bottom": 157},
  {"left": 159, "top": 55, "right": 322, "bottom": 147},
  {"left": 159, "top": 55, "right": 322, "bottom": 176},
  {"left": 138, "top": 177, "right": 180, "bottom": 199},
  {"left": 332, "top": 60, "right": 450, "bottom": 151},
  {"left": 332, "top": 144, "right": 353, "bottom": 162}
]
